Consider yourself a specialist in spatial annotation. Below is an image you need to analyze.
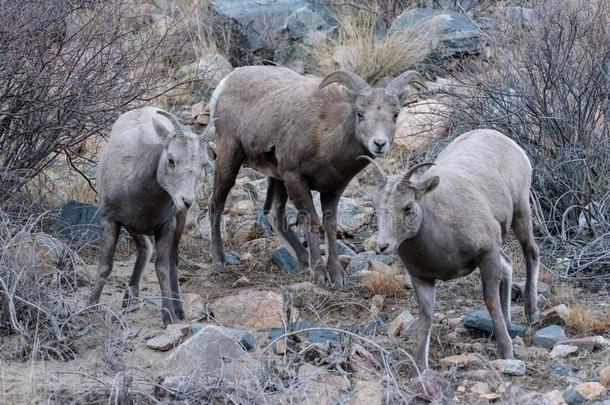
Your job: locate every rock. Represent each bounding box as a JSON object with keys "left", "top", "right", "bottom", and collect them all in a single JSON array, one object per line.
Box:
[
  {"left": 346, "top": 252, "right": 394, "bottom": 274},
  {"left": 599, "top": 366, "right": 610, "bottom": 388},
  {"left": 439, "top": 353, "right": 481, "bottom": 368},
  {"left": 556, "top": 336, "right": 609, "bottom": 351},
  {"left": 511, "top": 280, "right": 552, "bottom": 301},
  {"left": 363, "top": 236, "right": 377, "bottom": 251},
  {"left": 563, "top": 382, "right": 606, "bottom": 405},
  {"left": 175, "top": 53, "right": 233, "bottom": 90},
  {"left": 370, "top": 295, "right": 385, "bottom": 316},
  {"left": 210, "top": 289, "right": 298, "bottom": 330},
  {"left": 230, "top": 199, "right": 255, "bottom": 216},
  {"left": 146, "top": 323, "right": 190, "bottom": 351},
  {"left": 349, "top": 380, "right": 383, "bottom": 405},
  {"left": 231, "top": 276, "right": 251, "bottom": 288},
  {"left": 551, "top": 363, "right": 574, "bottom": 377},
  {"left": 273, "top": 338, "right": 287, "bottom": 355},
  {"left": 387, "top": 310, "right": 416, "bottom": 337},
  {"left": 533, "top": 325, "right": 567, "bottom": 349},
  {"left": 394, "top": 99, "right": 449, "bottom": 151},
  {"left": 55, "top": 200, "right": 101, "bottom": 245},
  {"left": 503, "top": 6, "right": 535, "bottom": 28},
  {"left": 391, "top": 8, "right": 486, "bottom": 58},
  {"left": 550, "top": 344, "right": 579, "bottom": 359},
  {"left": 289, "top": 281, "right": 331, "bottom": 308},
  {"left": 255, "top": 209, "right": 273, "bottom": 237},
  {"left": 242, "top": 238, "right": 268, "bottom": 253},
  {"left": 231, "top": 219, "right": 262, "bottom": 245},
  {"left": 539, "top": 304, "right": 570, "bottom": 326},
  {"left": 514, "top": 344, "right": 549, "bottom": 361},
  {"left": 166, "top": 325, "right": 252, "bottom": 376},
  {"left": 273, "top": 246, "right": 303, "bottom": 275},
  {"left": 298, "top": 363, "right": 350, "bottom": 403},
  {"left": 336, "top": 240, "right": 356, "bottom": 257},
  {"left": 464, "top": 310, "right": 527, "bottom": 337},
  {"left": 349, "top": 344, "right": 382, "bottom": 377},
  {"left": 490, "top": 359, "right": 526, "bottom": 376},
  {"left": 181, "top": 293, "right": 206, "bottom": 321},
  {"left": 471, "top": 381, "right": 490, "bottom": 395},
  {"left": 543, "top": 390, "right": 567, "bottom": 405},
  {"left": 337, "top": 197, "right": 372, "bottom": 236},
  {"left": 409, "top": 369, "right": 449, "bottom": 401}
]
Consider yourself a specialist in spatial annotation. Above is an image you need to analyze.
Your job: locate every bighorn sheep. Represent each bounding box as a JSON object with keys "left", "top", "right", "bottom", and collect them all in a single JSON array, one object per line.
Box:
[
  {"left": 367, "top": 129, "right": 540, "bottom": 370},
  {"left": 208, "top": 66, "right": 425, "bottom": 288},
  {"left": 88, "top": 107, "right": 213, "bottom": 325}
]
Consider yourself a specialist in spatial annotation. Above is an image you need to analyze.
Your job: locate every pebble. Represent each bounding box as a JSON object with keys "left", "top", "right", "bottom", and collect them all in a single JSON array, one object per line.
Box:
[
  {"left": 557, "top": 336, "right": 609, "bottom": 351},
  {"left": 231, "top": 276, "right": 251, "bottom": 288},
  {"left": 563, "top": 382, "right": 606, "bottom": 404},
  {"left": 146, "top": 323, "right": 190, "bottom": 351},
  {"left": 387, "top": 310, "right": 416, "bottom": 337},
  {"left": 550, "top": 344, "right": 579, "bottom": 359},
  {"left": 439, "top": 353, "right": 481, "bottom": 368},
  {"left": 533, "top": 325, "right": 567, "bottom": 349},
  {"left": 490, "top": 359, "right": 526, "bottom": 376}
]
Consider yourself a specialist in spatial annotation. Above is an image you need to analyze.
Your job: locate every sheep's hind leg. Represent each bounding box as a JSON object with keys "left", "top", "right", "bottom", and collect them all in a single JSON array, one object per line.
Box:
[
  {"left": 321, "top": 190, "right": 347, "bottom": 288},
  {"left": 122, "top": 232, "right": 153, "bottom": 309},
  {"left": 88, "top": 217, "right": 120, "bottom": 307},
  {"left": 267, "top": 179, "right": 309, "bottom": 266},
  {"left": 512, "top": 202, "right": 540, "bottom": 324},
  {"left": 479, "top": 250, "right": 514, "bottom": 359},
  {"left": 209, "top": 140, "right": 243, "bottom": 266},
  {"left": 169, "top": 210, "right": 187, "bottom": 321},
  {"left": 499, "top": 251, "right": 513, "bottom": 330},
  {"left": 284, "top": 172, "right": 326, "bottom": 285},
  {"left": 411, "top": 275, "right": 436, "bottom": 374}
]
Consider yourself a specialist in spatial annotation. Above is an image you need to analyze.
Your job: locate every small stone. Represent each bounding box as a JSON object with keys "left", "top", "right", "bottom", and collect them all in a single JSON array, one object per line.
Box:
[
  {"left": 348, "top": 380, "right": 383, "bottom": 405},
  {"left": 242, "top": 238, "right": 267, "bottom": 253},
  {"left": 231, "top": 276, "right": 251, "bottom": 288},
  {"left": 181, "top": 293, "right": 206, "bottom": 321},
  {"left": 387, "top": 310, "right": 416, "bottom": 337},
  {"left": 272, "top": 246, "right": 302, "bottom": 275},
  {"left": 550, "top": 344, "right": 579, "bottom": 359},
  {"left": 563, "top": 382, "right": 606, "bottom": 404},
  {"left": 337, "top": 240, "right": 356, "bottom": 257},
  {"left": 409, "top": 369, "right": 449, "bottom": 401},
  {"left": 439, "top": 353, "right": 481, "bottom": 368},
  {"left": 511, "top": 280, "right": 552, "bottom": 300},
  {"left": 540, "top": 304, "right": 570, "bottom": 326},
  {"left": 600, "top": 366, "right": 610, "bottom": 388},
  {"left": 550, "top": 363, "right": 574, "bottom": 377},
  {"left": 370, "top": 295, "right": 385, "bottom": 316},
  {"left": 457, "top": 385, "right": 466, "bottom": 393},
  {"left": 490, "top": 359, "right": 526, "bottom": 376},
  {"left": 543, "top": 390, "right": 567, "bottom": 405},
  {"left": 273, "top": 338, "right": 287, "bottom": 355},
  {"left": 230, "top": 199, "right": 255, "bottom": 216},
  {"left": 232, "top": 220, "right": 262, "bottom": 244},
  {"left": 557, "top": 336, "right": 609, "bottom": 351},
  {"left": 363, "top": 236, "right": 377, "bottom": 251},
  {"left": 464, "top": 310, "right": 526, "bottom": 337},
  {"left": 146, "top": 323, "right": 189, "bottom": 351},
  {"left": 481, "top": 393, "right": 501, "bottom": 401},
  {"left": 471, "top": 382, "right": 490, "bottom": 395},
  {"left": 533, "top": 325, "right": 567, "bottom": 349}
]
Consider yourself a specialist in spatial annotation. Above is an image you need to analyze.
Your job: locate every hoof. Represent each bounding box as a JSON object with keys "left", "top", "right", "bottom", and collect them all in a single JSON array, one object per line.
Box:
[
  {"left": 215, "top": 252, "right": 240, "bottom": 267},
  {"left": 526, "top": 310, "right": 540, "bottom": 324}
]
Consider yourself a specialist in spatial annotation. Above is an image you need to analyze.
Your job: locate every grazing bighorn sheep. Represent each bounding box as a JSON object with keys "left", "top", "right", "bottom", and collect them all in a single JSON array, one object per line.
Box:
[
  {"left": 88, "top": 107, "right": 213, "bottom": 325},
  {"left": 208, "top": 66, "right": 425, "bottom": 288},
  {"left": 367, "top": 129, "right": 540, "bottom": 371}
]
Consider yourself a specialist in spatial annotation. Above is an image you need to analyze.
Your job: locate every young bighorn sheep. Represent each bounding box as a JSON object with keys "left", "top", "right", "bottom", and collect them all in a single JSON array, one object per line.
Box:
[
  {"left": 209, "top": 66, "right": 424, "bottom": 288},
  {"left": 367, "top": 129, "right": 540, "bottom": 371},
  {"left": 88, "top": 107, "right": 213, "bottom": 325}
]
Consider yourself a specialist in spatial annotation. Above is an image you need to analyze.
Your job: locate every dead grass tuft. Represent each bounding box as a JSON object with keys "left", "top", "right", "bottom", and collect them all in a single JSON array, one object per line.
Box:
[
  {"left": 364, "top": 265, "right": 405, "bottom": 295},
  {"left": 564, "top": 305, "right": 610, "bottom": 335},
  {"left": 311, "top": 6, "right": 437, "bottom": 84}
]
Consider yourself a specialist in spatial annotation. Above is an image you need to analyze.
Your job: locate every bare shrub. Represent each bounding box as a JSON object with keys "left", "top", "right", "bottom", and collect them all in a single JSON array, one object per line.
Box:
[
  {"left": 0, "top": 209, "right": 86, "bottom": 360},
  {"left": 0, "top": 0, "right": 209, "bottom": 196},
  {"left": 311, "top": 5, "right": 437, "bottom": 84},
  {"left": 445, "top": 0, "right": 610, "bottom": 278},
  {"left": 564, "top": 305, "right": 610, "bottom": 336}
]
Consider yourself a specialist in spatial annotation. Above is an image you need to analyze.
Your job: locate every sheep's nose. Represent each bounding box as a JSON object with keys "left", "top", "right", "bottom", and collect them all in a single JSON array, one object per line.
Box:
[
  {"left": 183, "top": 198, "right": 194, "bottom": 209},
  {"left": 378, "top": 242, "right": 389, "bottom": 253},
  {"left": 373, "top": 138, "right": 387, "bottom": 149}
]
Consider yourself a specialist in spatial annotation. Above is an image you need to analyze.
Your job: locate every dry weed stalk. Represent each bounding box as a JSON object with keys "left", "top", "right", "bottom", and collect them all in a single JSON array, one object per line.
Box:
[{"left": 564, "top": 305, "right": 610, "bottom": 336}]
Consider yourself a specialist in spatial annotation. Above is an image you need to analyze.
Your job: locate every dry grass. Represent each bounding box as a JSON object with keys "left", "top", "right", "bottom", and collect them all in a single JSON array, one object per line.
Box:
[
  {"left": 564, "top": 305, "right": 610, "bottom": 336},
  {"left": 311, "top": 5, "right": 437, "bottom": 84},
  {"left": 364, "top": 265, "right": 405, "bottom": 295}
]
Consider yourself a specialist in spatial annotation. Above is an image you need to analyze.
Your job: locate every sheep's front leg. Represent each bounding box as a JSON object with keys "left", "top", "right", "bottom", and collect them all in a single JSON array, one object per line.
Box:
[
  {"left": 480, "top": 251, "right": 513, "bottom": 359},
  {"left": 321, "top": 190, "right": 347, "bottom": 288},
  {"left": 284, "top": 173, "right": 326, "bottom": 285},
  {"left": 411, "top": 275, "right": 436, "bottom": 373},
  {"left": 169, "top": 210, "right": 187, "bottom": 321},
  {"left": 88, "top": 217, "right": 120, "bottom": 306},
  {"left": 154, "top": 219, "right": 178, "bottom": 325},
  {"left": 122, "top": 233, "right": 153, "bottom": 308}
]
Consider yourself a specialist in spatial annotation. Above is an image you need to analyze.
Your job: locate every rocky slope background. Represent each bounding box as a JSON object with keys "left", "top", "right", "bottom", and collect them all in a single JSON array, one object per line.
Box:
[{"left": 0, "top": 0, "right": 608, "bottom": 403}]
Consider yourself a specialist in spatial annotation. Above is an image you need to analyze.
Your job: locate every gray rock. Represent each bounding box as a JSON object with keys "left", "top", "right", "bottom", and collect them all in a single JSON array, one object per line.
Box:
[
  {"left": 463, "top": 310, "right": 527, "bottom": 337},
  {"left": 273, "top": 246, "right": 303, "bottom": 275},
  {"left": 533, "top": 325, "right": 567, "bottom": 349},
  {"left": 490, "top": 359, "right": 526, "bottom": 376},
  {"left": 336, "top": 240, "right": 356, "bottom": 257},
  {"left": 390, "top": 8, "right": 486, "bottom": 58},
  {"left": 346, "top": 251, "right": 395, "bottom": 274},
  {"left": 166, "top": 325, "right": 253, "bottom": 376},
  {"left": 550, "top": 363, "right": 574, "bottom": 377},
  {"left": 56, "top": 200, "right": 101, "bottom": 245},
  {"left": 255, "top": 209, "right": 273, "bottom": 237},
  {"left": 511, "top": 279, "right": 552, "bottom": 300},
  {"left": 283, "top": 7, "right": 331, "bottom": 40}
]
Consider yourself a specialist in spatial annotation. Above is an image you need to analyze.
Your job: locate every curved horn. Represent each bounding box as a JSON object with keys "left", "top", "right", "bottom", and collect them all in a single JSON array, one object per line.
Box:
[
  {"left": 357, "top": 155, "right": 387, "bottom": 183},
  {"left": 400, "top": 162, "right": 435, "bottom": 188},
  {"left": 385, "top": 70, "right": 427, "bottom": 96},
  {"left": 156, "top": 110, "right": 185, "bottom": 137},
  {"left": 319, "top": 71, "right": 372, "bottom": 95}
]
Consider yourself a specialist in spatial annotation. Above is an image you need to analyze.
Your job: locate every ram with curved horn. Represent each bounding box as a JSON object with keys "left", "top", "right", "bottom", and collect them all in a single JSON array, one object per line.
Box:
[
  {"left": 208, "top": 66, "right": 426, "bottom": 288},
  {"left": 88, "top": 107, "right": 214, "bottom": 325},
  {"left": 370, "top": 129, "right": 540, "bottom": 372}
]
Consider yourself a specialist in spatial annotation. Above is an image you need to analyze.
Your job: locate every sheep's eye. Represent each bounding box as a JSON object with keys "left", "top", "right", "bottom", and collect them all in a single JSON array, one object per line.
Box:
[
  {"left": 356, "top": 110, "right": 364, "bottom": 121},
  {"left": 393, "top": 111, "right": 400, "bottom": 122},
  {"left": 168, "top": 157, "right": 176, "bottom": 167},
  {"left": 404, "top": 205, "right": 412, "bottom": 215}
]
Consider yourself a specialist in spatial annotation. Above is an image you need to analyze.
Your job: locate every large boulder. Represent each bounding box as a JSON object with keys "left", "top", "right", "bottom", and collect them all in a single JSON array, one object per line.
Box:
[
  {"left": 55, "top": 200, "right": 101, "bottom": 245},
  {"left": 394, "top": 98, "right": 449, "bottom": 151},
  {"left": 390, "top": 8, "right": 487, "bottom": 58}
]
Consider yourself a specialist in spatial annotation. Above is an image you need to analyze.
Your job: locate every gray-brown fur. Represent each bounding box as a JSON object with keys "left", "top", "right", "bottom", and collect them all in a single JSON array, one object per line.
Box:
[
  {"left": 208, "top": 66, "right": 425, "bottom": 287},
  {"left": 370, "top": 129, "right": 540, "bottom": 371},
  {"left": 88, "top": 107, "right": 212, "bottom": 325}
]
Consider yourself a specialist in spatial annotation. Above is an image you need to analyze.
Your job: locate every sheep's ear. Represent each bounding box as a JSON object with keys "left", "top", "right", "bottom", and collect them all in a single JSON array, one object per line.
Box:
[
  {"left": 414, "top": 176, "right": 439, "bottom": 200},
  {"left": 152, "top": 118, "right": 171, "bottom": 141}
]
